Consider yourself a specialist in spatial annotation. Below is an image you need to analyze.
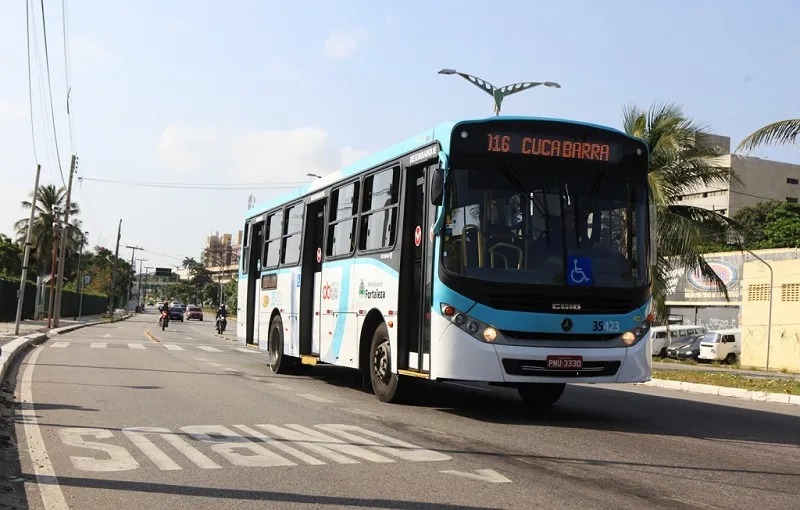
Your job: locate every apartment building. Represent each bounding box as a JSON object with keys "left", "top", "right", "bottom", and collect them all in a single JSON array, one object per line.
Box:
[{"left": 676, "top": 134, "right": 800, "bottom": 217}]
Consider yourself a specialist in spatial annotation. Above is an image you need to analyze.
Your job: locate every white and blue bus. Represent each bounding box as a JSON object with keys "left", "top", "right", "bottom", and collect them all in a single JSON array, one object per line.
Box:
[{"left": 237, "top": 116, "right": 656, "bottom": 405}]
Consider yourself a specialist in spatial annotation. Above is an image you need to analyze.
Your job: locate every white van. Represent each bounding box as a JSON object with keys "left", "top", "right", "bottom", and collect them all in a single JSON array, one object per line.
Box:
[
  {"left": 698, "top": 329, "right": 741, "bottom": 364},
  {"left": 649, "top": 325, "right": 706, "bottom": 357}
]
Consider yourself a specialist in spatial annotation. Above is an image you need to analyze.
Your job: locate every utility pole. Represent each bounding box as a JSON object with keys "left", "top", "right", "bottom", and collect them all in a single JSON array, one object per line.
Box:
[
  {"left": 125, "top": 245, "right": 144, "bottom": 312},
  {"left": 108, "top": 219, "right": 122, "bottom": 315},
  {"left": 14, "top": 164, "right": 42, "bottom": 336},
  {"left": 53, "top": 155, "right": 78, "bottom": 327},
  {"left": 75, "top": 230, "right": 89, "bottom": 320},
  {"left": 47, "top": 211, "right": 62, "bottom": 328},
  {"left": 144, "top": 266, "right": 153, "bottom": 307},
  {"left": 135, "top": 258, "right": 147, "bottom": 312}
]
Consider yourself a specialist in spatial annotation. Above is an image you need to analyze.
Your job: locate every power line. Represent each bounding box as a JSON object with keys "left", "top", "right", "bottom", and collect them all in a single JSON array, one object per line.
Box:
[
  {"left": 62, "top": 0, "right": 76, "bottom": 153},
  {"left": 78, "top": 176, "right": 308, "bottom": 190},
  {"left": 38, "top": 0, "right": 66, "bottom": 185},
  {"left": 25, "top": 0, "right": 38, "bottom": 164},
  {"left": 29, "top": 0, "right": 57, "bottom": 181}
]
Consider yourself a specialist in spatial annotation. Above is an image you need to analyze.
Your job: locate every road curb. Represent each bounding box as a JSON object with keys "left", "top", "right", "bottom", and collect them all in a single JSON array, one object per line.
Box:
[
  {"left": 641, "top": 378, "right": 800, "bottom": 406},
  {"left": 0, "top": 313, "right": 132, "bottom": 383}
]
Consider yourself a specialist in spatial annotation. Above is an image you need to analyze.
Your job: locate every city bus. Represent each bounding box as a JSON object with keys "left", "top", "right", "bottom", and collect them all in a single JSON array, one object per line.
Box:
[{"left": 237, "top": 115, "right": 656, "bottom": 405}]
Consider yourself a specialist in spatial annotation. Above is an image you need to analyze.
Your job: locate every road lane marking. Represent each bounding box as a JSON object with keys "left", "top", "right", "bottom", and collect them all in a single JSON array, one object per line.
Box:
[
  {"left": 50, "top": 342, "right": 70, "bottom": 348},
  {"left": 90, "top": 342, "right": 107, "bottom": 349},
  {"left": 20, "top": 347, "right": 70, "bottom": 509},
  {"left": 145, "top": 331, "right": 160, "bottom": 343},
  {"left": 269, "top": 383, "right": 291, "bottom": 390},
  {"left": 56, "top": 422, "right": 452, "bottom": 472},
  {"left": 163, "top": 344, "right": 184, "bottom": 351},
  {"left": 299, "top": 393, "right": 333, "bottom": 404},
  {"left": 440, "top": 469, "right": 512, "bottom": 483},
  {"left": 206, "top": 362, "right": 222, "bottom": 367},
  {"left": 224, "top": 368, "right": 242, "bottom": 373},
  {"left": 235, "top": 348, "right": 257, "bottom": 354},
  {"left": 346, "top": 408, "right": 382, "bottom": 420},
  {"left": 193, "top": 357, "right": 208, "bottom": 361},
  {"left": 197, "top": 346, "right": 222, "bottom": 352},
  {"left": 128, "top": 343, "right": 146, "bottom": 350},
  {"left": 186, "top": 336, "right": 196, "bottom": 340}
]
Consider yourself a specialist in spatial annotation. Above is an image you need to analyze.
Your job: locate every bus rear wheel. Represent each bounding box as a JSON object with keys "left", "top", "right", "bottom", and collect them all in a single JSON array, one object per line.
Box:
[
  {"left": 516, "top": 383, "right": 566, "bottom": 406},
  {"left": 369, "top": 323, "right": 402, "bottom": 403},
  {"left": 268, "top": 315, "right": 295, "bottom": 374}
]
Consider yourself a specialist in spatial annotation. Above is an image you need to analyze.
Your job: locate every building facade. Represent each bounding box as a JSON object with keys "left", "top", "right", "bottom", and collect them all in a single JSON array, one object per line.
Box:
[
  {"left": 201, "top": 230, "right": 243, "bottom": 284},
  {"left": 676, "top": 134, "right": 800, "bottom": 218}
]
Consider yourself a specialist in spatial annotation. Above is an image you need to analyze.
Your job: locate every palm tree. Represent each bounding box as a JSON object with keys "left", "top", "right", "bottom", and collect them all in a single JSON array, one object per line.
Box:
[
  {"left": 623, "top": 103, "right": 739, "bottom": 317},
  {"left": 737, "top": 119, "right": 800, "bottom": 152},
  {"left": 14, "top": 184, "right": 81, "bottom": 274}
]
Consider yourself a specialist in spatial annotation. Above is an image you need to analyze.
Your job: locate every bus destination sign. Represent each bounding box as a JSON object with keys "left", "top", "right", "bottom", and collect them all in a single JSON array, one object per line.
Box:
[{"left": 484, "top": 132, "right": 622, "bottom": 162}]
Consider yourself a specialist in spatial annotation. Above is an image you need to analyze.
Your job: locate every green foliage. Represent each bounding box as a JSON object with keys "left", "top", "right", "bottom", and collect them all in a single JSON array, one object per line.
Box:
[
  {"left": 0, "top": 234, "right": 24, "bottom": 277},
  {"left": 623, "top": 102, "right": 737, "bottom": 318},
  {"left": 731, "top": 201, "right": 800, "bottom": 249},
  {"left": 737, "top": 119, "right": 800, "bottom": 152},
  {"left": 224, "top": 279, "right": 238, "bottom": 310}
]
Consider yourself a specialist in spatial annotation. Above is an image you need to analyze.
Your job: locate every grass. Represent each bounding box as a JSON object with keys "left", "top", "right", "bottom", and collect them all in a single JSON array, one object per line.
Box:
[
  {"left": 654, "top": 356, "right": 741, "bottom": 369},
  {"left": 652, "top": 369, "right": 800, "bottom": 396}
]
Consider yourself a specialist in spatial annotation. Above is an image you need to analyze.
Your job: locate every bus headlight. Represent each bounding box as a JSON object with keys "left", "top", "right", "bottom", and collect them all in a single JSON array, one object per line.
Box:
[
  {"left": 621, "top": 331, "right": 636, "bottom": 345},
  {"left": 440, "top": 303, "right": 503, "bottom": 344}
]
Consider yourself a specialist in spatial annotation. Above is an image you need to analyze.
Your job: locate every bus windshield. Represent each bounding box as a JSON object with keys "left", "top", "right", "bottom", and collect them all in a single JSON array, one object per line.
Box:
[{"left": 441, "top": 163, "right": 649, "bottom": 288}]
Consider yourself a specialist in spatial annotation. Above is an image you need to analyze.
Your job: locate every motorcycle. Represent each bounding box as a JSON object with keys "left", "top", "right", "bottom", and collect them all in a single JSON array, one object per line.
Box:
[
  {"left": 215, "top": 315, "right": 227, "bottom": 334},
  {"left": 159, "top": 310, "right": 170, "bottom": 331}
]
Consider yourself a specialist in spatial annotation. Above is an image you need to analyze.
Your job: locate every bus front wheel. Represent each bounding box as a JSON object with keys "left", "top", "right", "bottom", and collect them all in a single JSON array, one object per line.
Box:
[
  {"left": 369, "top": 323, "right": 402, "bottom": 403},
  {"left": 516, "top": 383, "right": 566, "bottom": 406},
  {"left": 268, "top": 315, "right": 295, "bottom": 374}
]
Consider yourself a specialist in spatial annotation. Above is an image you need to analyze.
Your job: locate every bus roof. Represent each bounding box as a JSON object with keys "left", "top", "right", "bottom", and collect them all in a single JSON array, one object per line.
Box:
[{"left": 246, "top": 115, "right": 641, "bottom": 219}]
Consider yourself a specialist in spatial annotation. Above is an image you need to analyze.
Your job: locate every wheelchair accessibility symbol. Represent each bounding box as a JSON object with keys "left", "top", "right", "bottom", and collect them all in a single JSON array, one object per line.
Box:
[{"left": 567, "top": 256, "right": 592, "bottom": 286}]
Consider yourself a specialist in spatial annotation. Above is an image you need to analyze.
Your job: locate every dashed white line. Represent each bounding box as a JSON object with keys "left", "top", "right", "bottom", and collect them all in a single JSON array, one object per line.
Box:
[
  {"left": 163, "top": 344, "right": 184, "bottom": 351},
  {"left": 206, "top": 362, "right": 222, "bottom": 367},
  {"left": 269, "top": 383, "right": 291, "bottom": 391},
  {"left": 20, "top": 347, "right": 70, "bottom": 509},
  {"left": 298, "top": 393, "right": 333, "bottom": 404},
  {"left": 50, "top": 342, "right": 70, "bottom": 348},
  {"left": 90, "top": 342, "right": 107, "bottom": 349},
  {"left": 235, "top": 348, "right": 257, "bottom": 354},
  {"left": 347, "top": 408, "right": 383, "bottom": 419},
  {"left": 224, "top": 368, "right": 242, "bottom": 373},
  {"left": 193, "top": 357, "right": 208, "bottom": 361},
  {"left": 197, "top": 346, "right": 222, "bottom": 353},
  {"left": 128, "top": 343, "right": 146, "bottom": 350}
]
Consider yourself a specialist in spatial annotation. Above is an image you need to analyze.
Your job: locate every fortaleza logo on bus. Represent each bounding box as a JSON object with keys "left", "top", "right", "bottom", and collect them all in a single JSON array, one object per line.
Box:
[{"left": 359, "top": 280, "right": 386, "bottom": 299}]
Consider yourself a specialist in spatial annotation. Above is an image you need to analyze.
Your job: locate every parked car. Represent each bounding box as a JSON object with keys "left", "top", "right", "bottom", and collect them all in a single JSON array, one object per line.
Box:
[
  {"left": 666, "top": 334, "right": 704, "bottom": 361},
  {"left": 186, "top": 306, "right": 203, "bottom": 321},
  {"left": 699, "top": 329, "right": 741, "bottom": 364},
  {"left": 649, "top": 325, "right": 706, "bottom": 357},
  {"left": 168, "top": 306, "right": 184, "bottom": 322}
]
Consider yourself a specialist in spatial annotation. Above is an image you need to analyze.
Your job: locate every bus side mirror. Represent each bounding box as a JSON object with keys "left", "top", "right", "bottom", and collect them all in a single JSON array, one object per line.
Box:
[{"left": 430, "top": 168, "right": 445, "bottom": 206}]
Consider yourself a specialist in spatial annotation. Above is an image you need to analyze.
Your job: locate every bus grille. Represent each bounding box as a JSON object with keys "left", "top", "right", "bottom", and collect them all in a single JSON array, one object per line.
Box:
[
  {"left": 501, "top": 331, "right": 618, "bottom": 342},
  {"left": 502, "top": 359, "right": 621, "bottom": 377}
]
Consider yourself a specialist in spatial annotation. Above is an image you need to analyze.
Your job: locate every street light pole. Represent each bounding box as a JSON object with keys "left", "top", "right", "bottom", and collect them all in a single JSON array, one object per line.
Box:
[
  {"left": 437, "top": 68, "right": 561, "bottom": 115},
  {"left": 744, "top": 249, "right": 774, "bottom": 370}
]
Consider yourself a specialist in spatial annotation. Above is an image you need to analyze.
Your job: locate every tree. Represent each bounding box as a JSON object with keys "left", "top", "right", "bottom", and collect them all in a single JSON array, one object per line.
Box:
[
  {"left": 0, "top": 234, "right": 24, "bottom": 277},
  {"left": 223, "top": 279, "right": 238, "bottom": 311},
  {"left": 729, "top": 201, "right": 800, "bottom": 249},
  {"left": 737, "top": 119, "right": 800, "bottom": 152},
  {"left": 14, "top": 184, "right": 82, "bottom": 274},
  {"left": 623, "top": 102, "right": 738, "bottom": 317},
  {"left": 80, "top": 246, "right": 132, "bottom": 307}
]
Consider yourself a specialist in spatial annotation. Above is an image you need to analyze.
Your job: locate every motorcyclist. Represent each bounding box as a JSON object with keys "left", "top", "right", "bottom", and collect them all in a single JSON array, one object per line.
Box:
[{"left": 215, "top": 304, "right": 228, "bottom": 331}]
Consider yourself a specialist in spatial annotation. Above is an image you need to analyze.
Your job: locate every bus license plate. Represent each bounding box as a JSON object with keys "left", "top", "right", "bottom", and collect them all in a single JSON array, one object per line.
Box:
[{"left": 546, "top": 355, "right": 583, "bottom": 370}]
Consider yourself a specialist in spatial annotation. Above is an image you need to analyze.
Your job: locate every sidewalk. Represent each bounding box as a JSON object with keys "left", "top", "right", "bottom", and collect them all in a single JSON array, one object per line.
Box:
[
  {"left": 653, "top": 361, "right": 800, "bottom": 380},
  {"left": 0, "top": 313, "right": 109, "bottom": 346}
]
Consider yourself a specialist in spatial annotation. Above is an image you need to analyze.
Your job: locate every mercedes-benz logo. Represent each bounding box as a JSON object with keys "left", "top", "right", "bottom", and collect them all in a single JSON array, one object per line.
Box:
[{"left": 561, "top": 318, "right": 573, "bottom": 332}]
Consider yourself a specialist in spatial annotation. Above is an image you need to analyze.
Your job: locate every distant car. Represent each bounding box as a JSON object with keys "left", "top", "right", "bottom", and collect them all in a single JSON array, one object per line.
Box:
[
  {"left": 178, "top": 304, "right": 187, "bottom": 312},
  {"left": 168, "top": 306, "right": 184, "bottom": 321},
  {"left": 666, "top": 334, "right": 704, "bottom": 360},
  {"left": 186, "top": 306, "right": 203, "bottom": 321}
]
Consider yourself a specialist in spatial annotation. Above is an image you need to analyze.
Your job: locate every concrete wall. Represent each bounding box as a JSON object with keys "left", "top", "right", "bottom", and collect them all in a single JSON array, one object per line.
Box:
[
  {"left": 728, "top": 155, "right": 800, "bottom": 216},
  {"left": 740, "top": 259, "right": 800, "bottom": 372}
]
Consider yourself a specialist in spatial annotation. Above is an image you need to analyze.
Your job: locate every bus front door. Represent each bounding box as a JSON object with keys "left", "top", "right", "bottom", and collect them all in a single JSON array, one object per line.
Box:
[
  {"left": 399, "top": 164, "right": 434, "bottom": 374},
  {"left": 299, "top": 199, "right": 325, "bottom": 357},
  {"left": 245, "top": 221, "right": 264, "bottom": 345}
]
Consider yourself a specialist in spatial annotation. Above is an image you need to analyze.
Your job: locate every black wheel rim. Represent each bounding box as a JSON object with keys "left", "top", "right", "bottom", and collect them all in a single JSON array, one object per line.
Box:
[
  {"left": 372, "top": 339, "right": 391, "bottom": 386},
  {"left": 269, "top": 324, "right": 280, "bottom": 365}
]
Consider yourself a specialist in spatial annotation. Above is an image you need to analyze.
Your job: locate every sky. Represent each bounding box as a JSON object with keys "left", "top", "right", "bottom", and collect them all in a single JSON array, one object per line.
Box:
[{"left": 1, "top": 0, "right": 799, "bottom": 272}]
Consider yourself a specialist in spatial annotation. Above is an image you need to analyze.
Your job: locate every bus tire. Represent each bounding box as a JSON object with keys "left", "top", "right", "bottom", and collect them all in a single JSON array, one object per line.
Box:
[
  {"left": 369, "top": 323, "right": 401, "bottom": 403},
  {"left": 268, "top": 315, "right": 295, "bottom": 374},
  {"left": 516, "top": 383, "right": 565, "bottom": 406}
]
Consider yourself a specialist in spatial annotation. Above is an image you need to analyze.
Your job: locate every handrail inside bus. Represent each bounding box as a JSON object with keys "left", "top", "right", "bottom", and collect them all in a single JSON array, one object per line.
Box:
[
  {"left": 489, "top": 242, "right": 523, "bottom": 269},
  {"left": 461, "top": 224, "right": 484, "bottom": 268}
]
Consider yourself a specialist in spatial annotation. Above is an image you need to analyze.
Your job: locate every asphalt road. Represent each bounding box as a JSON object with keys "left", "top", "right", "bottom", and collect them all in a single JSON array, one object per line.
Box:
[{"left": 8, "top": 311, "right": 800, "bottom": 510}]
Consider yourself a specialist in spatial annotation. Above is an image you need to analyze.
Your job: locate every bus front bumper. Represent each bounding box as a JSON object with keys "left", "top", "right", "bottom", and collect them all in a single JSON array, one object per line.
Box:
[{"left": 430, "top": 319, "right": 652, "bottom": 384}]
